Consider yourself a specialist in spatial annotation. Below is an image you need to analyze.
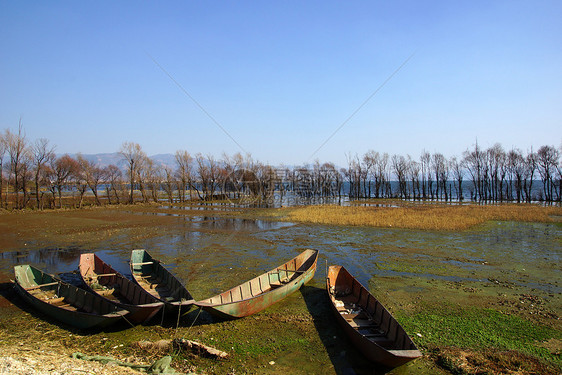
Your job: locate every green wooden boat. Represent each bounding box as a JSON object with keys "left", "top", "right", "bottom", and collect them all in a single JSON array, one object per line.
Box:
[
  {"left": 79, "top": 253, "right": 164, "bottom": 324},
  {"left": 195, "top": 249, "right": 319, "bottom": 319},
  {"left": 130, "top": 249, "right": 194, "bottom": 314},
  {"left": 14, "top": 264, "right": 128, "bottom": 329}
]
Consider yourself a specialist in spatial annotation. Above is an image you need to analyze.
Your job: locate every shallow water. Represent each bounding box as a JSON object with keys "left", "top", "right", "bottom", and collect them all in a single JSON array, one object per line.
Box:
[
  {"left": 2, "top": 217, "right": 560, "bottom": 297},
  {"left": 1, "top": 212, "right": 560, "bottom": 374}
]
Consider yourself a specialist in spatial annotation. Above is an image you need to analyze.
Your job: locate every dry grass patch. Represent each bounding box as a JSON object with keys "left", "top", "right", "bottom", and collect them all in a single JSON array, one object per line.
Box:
[
  {"left": 434, "top": 347, "right": 560, "bottom": 375},
  {"left": 278, "top": 203, "right": 562, "bottom": 230}
]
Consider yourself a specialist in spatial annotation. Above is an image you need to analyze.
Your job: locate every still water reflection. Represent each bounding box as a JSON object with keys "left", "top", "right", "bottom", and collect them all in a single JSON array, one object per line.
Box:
[{"left": 0, "top": 218, "right": 560, "bottom": 296}]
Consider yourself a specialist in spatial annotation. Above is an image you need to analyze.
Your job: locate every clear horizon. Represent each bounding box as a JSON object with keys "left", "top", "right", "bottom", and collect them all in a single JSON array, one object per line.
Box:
[{"left": 1, "top": 1, "right": 561, "bottom": 166}]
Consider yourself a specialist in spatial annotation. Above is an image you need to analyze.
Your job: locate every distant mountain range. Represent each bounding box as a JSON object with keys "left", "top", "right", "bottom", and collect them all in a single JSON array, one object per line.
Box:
[
  {"left": 65, "top": 153, "right": 177, "bottom": 170},
  {"left": 63, "top": 153, "right": 298, "bottom": 171}
]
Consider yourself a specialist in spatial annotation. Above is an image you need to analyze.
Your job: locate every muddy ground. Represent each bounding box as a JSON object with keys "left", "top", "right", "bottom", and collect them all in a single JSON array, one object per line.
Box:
[{"left": 0, "top": 204, "right": 560, "bottom": 374}]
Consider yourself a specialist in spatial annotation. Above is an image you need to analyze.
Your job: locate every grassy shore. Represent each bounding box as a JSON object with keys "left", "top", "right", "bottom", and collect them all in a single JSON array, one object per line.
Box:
[
  {"left": 0, "top": 202, "right": 561, "bottom": 374},
  {"left": 266, "top": 201, "right": 562, "bottom": 230}
]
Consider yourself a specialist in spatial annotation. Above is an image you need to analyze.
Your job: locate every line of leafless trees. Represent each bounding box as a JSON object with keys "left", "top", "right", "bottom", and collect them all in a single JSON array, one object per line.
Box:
[
  {"left": 342, "top": 141, "right": 562, "bottom": 203},
  {"left": 1, "top": 123, "right": 561, "bottom": 210},
  {"left": 0, "top": 124, "right": 284, "bottom": 209}
]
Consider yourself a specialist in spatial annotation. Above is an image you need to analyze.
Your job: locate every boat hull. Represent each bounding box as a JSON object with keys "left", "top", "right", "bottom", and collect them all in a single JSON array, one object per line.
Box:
[
  {"left": 14, "top": 265, "right": 127, "bottom": 330},
  {"left": 79, "top": 253, "right": 164, "bottom": 324},
  {"left": 130, "top": 249, "right": 194, "bottom": 315},
  {"left": 327, "top": 265, "right": 421, "bottom": 368},
  {"left": 195, "top": 249, "right": 319, "bottom": 319}
]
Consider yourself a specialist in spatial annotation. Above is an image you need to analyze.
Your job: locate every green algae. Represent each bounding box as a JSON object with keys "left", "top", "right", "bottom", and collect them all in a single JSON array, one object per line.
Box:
[{"left": 0, "top": 207, "right": 561, "bottom": 374}]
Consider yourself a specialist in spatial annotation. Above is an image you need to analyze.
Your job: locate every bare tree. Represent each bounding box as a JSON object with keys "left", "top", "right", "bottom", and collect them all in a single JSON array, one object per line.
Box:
[
  {"left": 20, "top": 149, "right": 33, "bottom": 208},
  {"left": 556, "top": 142, "right": 562, "bottom": 202},
  {"left": 194, "top": 154, "right": 220, "bottom": 200},
  {"left": 77, "top": 155, "right": 106, "bottom": 205},
  {"left": 463, "top": 141, "right": 485, "bottom": 201},
  {"left": 486, "top": 144, "right": 506, "bottom": 201},
  {"left": 0, "top": 133, "right": 6, "bottom": 208},
  {"left": 536, "top": 145, "right": 559, "bottom": 202},
  {"left": 440, "top": 155, "right": 450, "bottom": 201},
  {"left": 450, "top": 156, "right": 464, "bottom": 201},
  {"left": 222, "top": 152, "right": 245, "bottom": 200},
  {"left": 106, "top": 164, "right": 123, "bottom": 204},
  {"left": 119, "top": 142, "right": 146, "bottom": 204},
  {"left": 408, "top": 157, "right": 421, "bottom": 200},
  {"left": 31, "top": 138, "right": 56, "bottom": 209},
  {"left": 294, "top": 165, "right": 313, "bottom": 198},
  {"left": 251, "top": 162, "right": 276, "bottom": 202},
  {"left": 163, "top": 166, "right": 175, "bottom": 203},
  {"left": 523, "top": 150, "right": 537, "bottom": 202},
  {"left": 420, "top": 150, "right": 430, "bottom": 199},
  {"left": 215, "top": 161, "right": 231, "bottom": 199},
  {"left": 363, "top": 150, "right": 379, "bottom": 198},
  {"left": 74, "top": 160, "right": 89, "bottom": 208},
  {"left": 375, "top": 153, "right": 389, "bottom": 198},
  {"left": 506, "top": 148, "right": 524, "bottom": 201},
  {"left": 145, "top": 159, "right": 162, "bottom": 203},
  {"left": 311, "top": 160, "right": 322, "bottom": 197},
  {"left": 136, "top": 155, "right": 153, "bottom": 203},
  {"left": 5, "top": 122, "right": 29, "bottom": 208},
  {"left": 344, "top": 154, "right": 363, "bottom": 199},
  {"left": 175, "top": 150, "right": 194, "bottom": 202},
  {"left": 432, "top": 153, "right": 446, "bottom": 200},
  {"left": 391, "top": 154, "right": 408, "bottom": 199},
  {"left": 481, "top": 149, "right": 492, "bottom": 201},
  {"left": 318, "top": 162, "right": 339, "bottom": 198},
  {"left": 50, "top": 154, "right": 79, "bottom": 208}
]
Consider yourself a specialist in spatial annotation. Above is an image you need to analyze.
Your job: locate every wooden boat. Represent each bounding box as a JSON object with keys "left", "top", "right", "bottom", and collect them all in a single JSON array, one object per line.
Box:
[
  {"left": 13, "top": 264, "right": 128, "bottom": 329},
  {"left": 195, "top": 249, "right": 319, "bottom": 319},
  {"left": 326, "top": 265, "right": 422, "bottom": 367},
  {"left": 130, "top": 249, "right": 194, "bottom": 314},
  {"left": 79, "top": 253, "right": 164, "bottom": 324}
]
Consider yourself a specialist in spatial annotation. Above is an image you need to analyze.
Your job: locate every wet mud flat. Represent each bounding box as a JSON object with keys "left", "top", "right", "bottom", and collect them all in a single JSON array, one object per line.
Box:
[{"left": 0, "top": 205, "right": 561, "bottom": 374}]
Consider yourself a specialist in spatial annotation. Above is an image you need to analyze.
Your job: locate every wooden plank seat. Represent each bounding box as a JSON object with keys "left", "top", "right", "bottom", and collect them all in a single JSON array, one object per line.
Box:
[
  {"left": 131, "top": 262, "right": 154, "bottom": 266},
  {"left": 25, "top": 282, "right": 59, "bottom": 291},
  {"left": 94, "top": 273, "right": 117, "bottom": 278},
  {"left": 342, "top": 312, "right": 371, "bottom": 320},
  {"left": 348, "top": 319, "right": 378, "bottom": 328},
  {"left": 272, "top": 270, "right": 304, "bottom": 283}
]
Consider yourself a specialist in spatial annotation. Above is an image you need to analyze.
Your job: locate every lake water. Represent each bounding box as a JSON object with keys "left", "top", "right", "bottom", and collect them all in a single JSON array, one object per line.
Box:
[{"left": 1, "top": 216, "right": 560, "bottom": 299}]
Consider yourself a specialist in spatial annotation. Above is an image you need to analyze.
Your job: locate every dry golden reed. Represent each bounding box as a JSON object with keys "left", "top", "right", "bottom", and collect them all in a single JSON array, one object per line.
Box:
[{"left": 278, "top": 202, "right": 562, "bottom": 231}]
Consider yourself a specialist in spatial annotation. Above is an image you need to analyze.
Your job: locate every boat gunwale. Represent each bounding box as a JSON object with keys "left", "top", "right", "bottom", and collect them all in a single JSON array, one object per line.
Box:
[
  {"left": 13, "top": 264, "right": 128, "bottom": 328},
  {"left": 129, "top": 249, "right": 194, "bottom": 310},
  {"left": 195, "top": 249, "right": 319, "bottom": 308},
  {"left": 78, "top": 253, "right": 165, "bottom": 314},
  {"left": 326, "top": 265, "right": 422, "bottom": 367}
]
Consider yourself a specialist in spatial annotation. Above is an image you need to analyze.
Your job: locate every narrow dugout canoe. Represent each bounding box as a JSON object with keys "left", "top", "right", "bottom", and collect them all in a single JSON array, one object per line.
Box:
[
  {"left": 327, "top": 265, "right": 422, "bottom": 368},
  {"left": 195, "top": 249, "right": 319, "bottom": 319},
  {"left": 13, "top": 264, "right": 128, "bottom": 329},
  {"left": 79, "top": 253, "right": 164, "bottom": 324},
  {"left": 130, "top": 249, "right": 194, "bottom": 314}
]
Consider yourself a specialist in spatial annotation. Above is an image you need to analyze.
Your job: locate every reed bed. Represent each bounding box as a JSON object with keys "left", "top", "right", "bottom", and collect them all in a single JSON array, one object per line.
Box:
[{"left": 278, "top": 202, "right": 562, "bottom": 231}]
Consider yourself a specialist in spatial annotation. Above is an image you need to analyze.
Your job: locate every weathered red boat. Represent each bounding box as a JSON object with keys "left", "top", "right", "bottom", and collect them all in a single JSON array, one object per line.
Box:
[
  {"left": 195, "top": 249, "right": 319, "bottom": 319},
  {"left": 14, "top": 264, "right": 128, "bottom": 329},
  {"left": 79, "top": 253, "right": 164, "bottom": 324},
  {"left": 327, "top": 265, "right": 422, "bottom": 368},
  {"left": 130, "top": 249, "right": 194, "bottom": 315}
]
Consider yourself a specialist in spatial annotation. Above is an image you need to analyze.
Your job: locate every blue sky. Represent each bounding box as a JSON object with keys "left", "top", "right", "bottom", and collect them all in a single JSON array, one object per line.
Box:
[{"left": 1, "top": 1, "right": 561, "bottom": 166}]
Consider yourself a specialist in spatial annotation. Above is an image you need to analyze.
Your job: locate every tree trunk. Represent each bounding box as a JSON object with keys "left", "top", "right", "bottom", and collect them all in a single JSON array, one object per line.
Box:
[{"left": 35, "top": 172, "right": 41, "bottom": 209}]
